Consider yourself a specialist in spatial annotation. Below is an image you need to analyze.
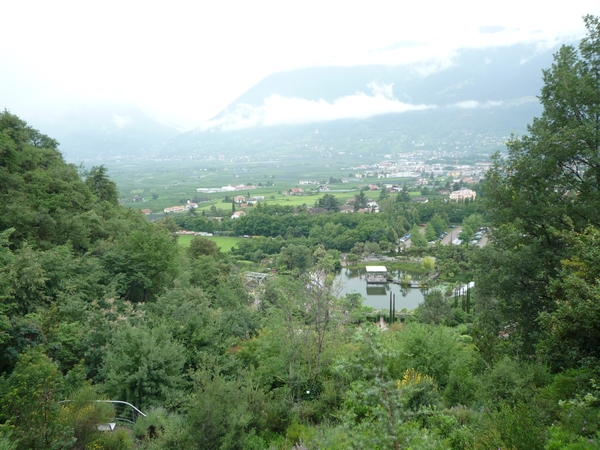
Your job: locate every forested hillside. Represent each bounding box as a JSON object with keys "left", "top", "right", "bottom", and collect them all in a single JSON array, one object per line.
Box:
[{"left": 1, "top": 16, "right": 600, "bottom": 450}]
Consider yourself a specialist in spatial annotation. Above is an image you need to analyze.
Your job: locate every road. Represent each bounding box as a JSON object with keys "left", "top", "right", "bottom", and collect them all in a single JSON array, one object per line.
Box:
[
  {"left": 441, "top": 227, "right": 462, "bottom": 245},
  {"left": 478, "top": 234, "right": 489, "bottom": 248},
  {"left": 403, "top": 226, "right": 488, "bottom": 248}
]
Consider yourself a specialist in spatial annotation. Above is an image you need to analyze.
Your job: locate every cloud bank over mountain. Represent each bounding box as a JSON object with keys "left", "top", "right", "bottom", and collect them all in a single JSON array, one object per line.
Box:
[{"left": 200, "top": 82, "right": 434, "bottom": 131}]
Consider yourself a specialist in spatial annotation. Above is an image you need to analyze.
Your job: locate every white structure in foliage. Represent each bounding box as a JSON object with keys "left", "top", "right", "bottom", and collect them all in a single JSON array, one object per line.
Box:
[{"left": 449, "top": 188, "right": 476, "bottom": 202}]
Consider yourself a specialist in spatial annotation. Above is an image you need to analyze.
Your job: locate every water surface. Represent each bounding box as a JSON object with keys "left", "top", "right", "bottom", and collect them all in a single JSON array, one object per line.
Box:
[{"left": 334, "top": 267, "right": 426, "bottom": 311}]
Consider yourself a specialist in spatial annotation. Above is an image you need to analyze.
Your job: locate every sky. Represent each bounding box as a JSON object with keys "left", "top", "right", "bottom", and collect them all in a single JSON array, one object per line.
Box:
[{"left": 1, "top": 1, "right": 599, "bottom": 132}]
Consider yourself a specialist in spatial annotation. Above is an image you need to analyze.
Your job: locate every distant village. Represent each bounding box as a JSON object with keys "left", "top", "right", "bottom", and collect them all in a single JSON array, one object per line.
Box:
[
  {"left": 340, "top": 158, "right": 492, "bottom": 183},
  {"left": 135, "top": 158, "right": 487, "bottom": 218}
]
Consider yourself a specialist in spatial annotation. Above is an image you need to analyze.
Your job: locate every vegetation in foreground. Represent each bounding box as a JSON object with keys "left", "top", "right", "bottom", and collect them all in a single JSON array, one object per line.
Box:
[{"left": 1, "top": 16, "right": 600, "bottom": 450}]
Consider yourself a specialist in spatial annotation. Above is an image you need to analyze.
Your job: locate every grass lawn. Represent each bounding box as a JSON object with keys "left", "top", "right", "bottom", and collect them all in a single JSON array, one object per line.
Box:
[
  {"left": 190, "top": 190, "right": 359, "bottom": 212},
  {"left": 177, "top": 235, "right": 244, "bottom": 253}
]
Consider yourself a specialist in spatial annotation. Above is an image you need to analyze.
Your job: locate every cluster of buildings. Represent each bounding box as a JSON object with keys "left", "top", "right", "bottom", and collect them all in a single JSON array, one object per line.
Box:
[
  {"left": 163, "top": 200, "right": 199, "bottom": 214},
  {"left": 234, "top": 195, "right": 265, "bottom": 205},
  {"left": 196, "top": 184, "right": 256, "bottom": 194},
  {"left": 342, "top": 160, "right": 491, "bottom": 184}
]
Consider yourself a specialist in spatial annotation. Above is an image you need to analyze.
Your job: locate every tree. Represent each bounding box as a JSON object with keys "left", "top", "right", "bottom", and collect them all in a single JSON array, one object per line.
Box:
[
  {"left": 277, "top": 244, "right": 312, "bottom": 272},
  {"left": 416, "top": 290, "right": 452, "bottom": 325},
  {"left": 354, "top": 190, "right": 367, "bottom": 211},
  {"left": 430, "top": 213, "right": 447, "bottom": 235},
  {"left": 487, "top": 15, "right": 600, "bottom": 236},
  {"left": 188, "top": 236, "right": 220, "bottom": 259},
  {"left": 1, "top": 348, "right": 75, "bottom": 450},
  {"left": 424, "top": 223, "right": 437, "bottom": 241},
  {"left": 183, "top": 368, "right": 264, "bottom": 450},
  {"left": 257, "top": 270, "right": 339, "bottom": 401},
  {"left": 379, "top": 185, "right": 389, "bottom": 201},
  {"left": 459, "top": 225, "right": 474, "bottom": 244},
  {"left": 409, "top": 224, "right": 426, "bottom": 248},
  {"left": 155, "top": 214, "right": 180, "bottom": 236},
  {"left": 101, "top": 225, "right": 179, "bottom": 302},
  {"left": 346, "top": 252, "right": 360, "bottom": 265},
  {"left": 0, "top": 112, "right": 100, "bottom": 251},
  {"left": 480, "top": 16, "right": 600, "bottom": 350},
  {"left": 538, "top": 227, "right": 600, "bottom": 370},
  {"left": 397, "top": 184, "right": 411, "bottom": 203},
  {"left": 316, "top": 193, "right": 340, "bottom": 211},
  {"left": 59, "top": 385, "right": 131, "bottom": 449},
  {"left": 421, "top": 256, "right": 435, "bottom": 273},
  {"left": 463, "top": 213, "right": 484, "bottom": 233},
  {"left": 101, "top": 323, "right": 186, "bottom": 409},
  {"left": 85, "top": 165, "right": 119, "bottom": 206},
  {"left": 5, "top": 243, "right": 48, "bottom": 314}
]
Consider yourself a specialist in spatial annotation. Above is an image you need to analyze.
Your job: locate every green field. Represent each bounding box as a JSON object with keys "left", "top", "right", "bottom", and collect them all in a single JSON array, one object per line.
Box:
[
  {"left": 105, "top": 154, "right": 420, "bottom": 214},
  {"left": 177, "top": 235, "right": 244, "bottom": 252}
]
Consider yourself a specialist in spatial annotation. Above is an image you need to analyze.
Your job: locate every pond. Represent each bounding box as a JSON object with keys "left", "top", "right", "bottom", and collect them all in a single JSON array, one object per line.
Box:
[{"left": 333, "top": 267, "right": 426, "bottom": 311}]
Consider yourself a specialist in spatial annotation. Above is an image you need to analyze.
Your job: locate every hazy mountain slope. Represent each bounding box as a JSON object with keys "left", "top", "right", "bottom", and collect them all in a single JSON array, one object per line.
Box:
[
  {"left": 40, "top": 43, "right": 565, "bottom": 163},
  {"left": 165, "top": 43, "right": 559, "bottom": 160},
  {"left": 220, "top": 43, "right": 552, "bottom": 109},
  {"left": 33, "top": 105, "right": 180, "bottom": 162}
]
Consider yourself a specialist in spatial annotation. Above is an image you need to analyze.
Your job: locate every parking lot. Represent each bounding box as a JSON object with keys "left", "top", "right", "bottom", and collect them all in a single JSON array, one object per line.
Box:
[{"left": 403, "top": 226, "right": 488, "bottom": 248}]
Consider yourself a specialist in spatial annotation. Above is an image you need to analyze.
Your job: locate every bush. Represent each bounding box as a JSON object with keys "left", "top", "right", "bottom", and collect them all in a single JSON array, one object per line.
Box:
[
  {"left": 101, "top": 323, "right": 186, "bottom": 409},
  {"left": 59, "top": 385, "right": 115, "bottom": 449},
  {"left": 443, "top": 365, "right": 479, "bottom": 407},
  {"left": 474, "top": 402, "right": 548, "bottom": 450},
  {"left": 83, "top": 429, "right": 133, "bottom": 450},
  {"left": 477, "top": 356, "right": 551, "bottom": 406}
]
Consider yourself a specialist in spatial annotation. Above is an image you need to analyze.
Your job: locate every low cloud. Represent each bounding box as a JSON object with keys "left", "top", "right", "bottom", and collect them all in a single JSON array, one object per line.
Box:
[
  {"left": 453, "top": 100, "right": 502, "bottom": 108},
  {"left": 112, "top": 114, "right": 132, "bottom": 128},
  {"left": 435, "top": 79, "right": 475, "bottom": 96},
  {"left": 200, "top": 82, "right": 434, "bottom": 131},
  {"left": 479, "top": 25, "right": 507, "bottom": 34}
]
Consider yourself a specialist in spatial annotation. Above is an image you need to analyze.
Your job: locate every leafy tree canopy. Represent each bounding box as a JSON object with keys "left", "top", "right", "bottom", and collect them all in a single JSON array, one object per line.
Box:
[{"left": 480, "top": 15, "right": 600, "bottom": 352}]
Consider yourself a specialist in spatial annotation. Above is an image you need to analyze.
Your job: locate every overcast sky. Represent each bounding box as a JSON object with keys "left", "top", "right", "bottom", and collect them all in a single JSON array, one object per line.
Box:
[{"left": 1, "top": 1, "right": 599, "bottom": 131}]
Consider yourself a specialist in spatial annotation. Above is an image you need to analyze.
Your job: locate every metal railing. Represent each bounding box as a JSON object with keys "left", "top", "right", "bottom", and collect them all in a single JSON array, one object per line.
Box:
[{"left": 60, "top": 400, "right": 146, "bottom": 426}]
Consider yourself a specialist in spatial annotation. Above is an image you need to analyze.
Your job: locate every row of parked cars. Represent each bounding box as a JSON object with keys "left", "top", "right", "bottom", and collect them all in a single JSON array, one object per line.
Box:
[
  {"left": 428, "top": 231, "right": 448, "bottom": 245},
  {"left": 397, "top": 227, "right": 487, "bottom": 246},
  {"left": 398, "top": 233, "right": 411, "bottom": 243},
  {"left": 469, "top": 228, "right": 486, "bottom": 245}
]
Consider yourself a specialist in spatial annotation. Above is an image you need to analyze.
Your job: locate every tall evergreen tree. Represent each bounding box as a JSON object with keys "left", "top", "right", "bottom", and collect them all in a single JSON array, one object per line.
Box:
[
  {"left": 85, "top": 165, "right": 119, "bottom": 206},
  {"left": 479, "top": 15, "right": 600, "bottom": 353}
]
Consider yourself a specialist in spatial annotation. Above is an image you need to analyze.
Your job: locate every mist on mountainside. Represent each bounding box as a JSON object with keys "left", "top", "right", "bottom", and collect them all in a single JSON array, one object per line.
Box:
[
  {"left": 38, "top": 42, "right": 561, "bottom": 164},
  {"left": 27, "top": 104, "right": 180, "bottom": 162},
  {"left": 164, "top": 43, "right": 555, "bottom": 160}
]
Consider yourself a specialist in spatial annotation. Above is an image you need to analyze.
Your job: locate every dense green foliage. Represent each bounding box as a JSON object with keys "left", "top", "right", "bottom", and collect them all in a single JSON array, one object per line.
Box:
[
  {"left": 2, "top": 16, "right": 600, "bottom": 449},
  {"left": 480, "top": 14, "right": 600, "bottom": 361}
]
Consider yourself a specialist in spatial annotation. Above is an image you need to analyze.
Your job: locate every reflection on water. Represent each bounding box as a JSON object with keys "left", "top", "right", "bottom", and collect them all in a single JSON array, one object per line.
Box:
[
  {"left": 366, "top": 285, "right": 387, "bottom": 296},
  {"left": 334, "top": 267, "right": 425, "bottom": 311}
]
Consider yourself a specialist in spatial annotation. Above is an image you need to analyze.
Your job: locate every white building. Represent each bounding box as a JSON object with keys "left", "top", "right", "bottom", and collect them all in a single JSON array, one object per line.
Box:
[{"left": 449, "top": 188, "right": 476, "bottom": 202}]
